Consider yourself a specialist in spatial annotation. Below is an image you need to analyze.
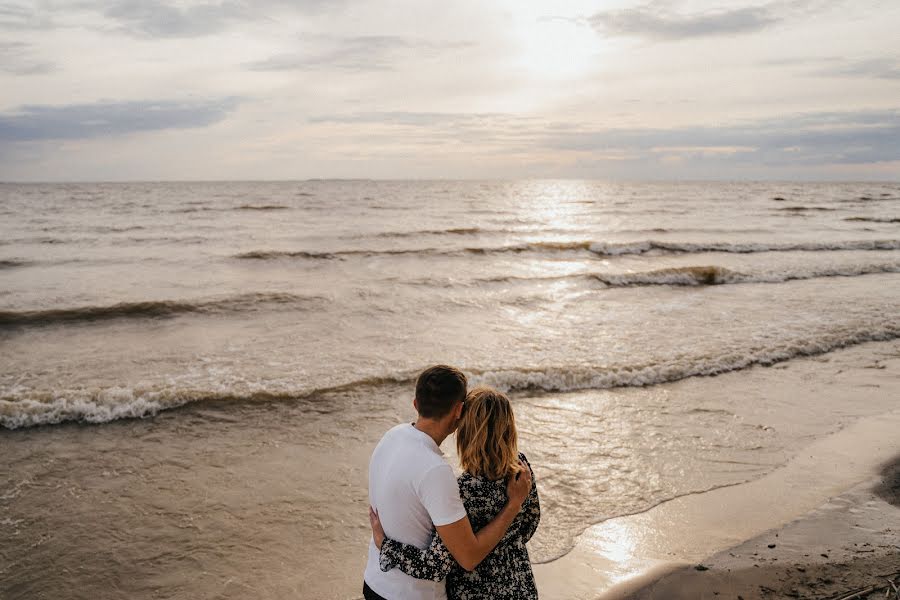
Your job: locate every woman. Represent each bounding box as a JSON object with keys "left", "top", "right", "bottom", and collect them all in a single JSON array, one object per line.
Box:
[{"left": 370, "top": 386, "right": 540, "bottom": 599}]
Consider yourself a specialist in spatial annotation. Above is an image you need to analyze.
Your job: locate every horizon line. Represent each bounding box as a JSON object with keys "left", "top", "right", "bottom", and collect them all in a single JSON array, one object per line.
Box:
[{"left": 2, "top": 177, "right": 899, "bottom": 185}]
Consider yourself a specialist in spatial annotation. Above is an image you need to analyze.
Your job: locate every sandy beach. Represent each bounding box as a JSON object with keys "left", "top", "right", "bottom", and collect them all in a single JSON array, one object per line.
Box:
[
  {"left": 535, "top": 342, "right": 900, "bottom": 600},
  {"left": 620, "top": 459, "right": 899, "bottom": 600},
  {"left": 535, "top": 437, "right": 900, "bottom": 600}
]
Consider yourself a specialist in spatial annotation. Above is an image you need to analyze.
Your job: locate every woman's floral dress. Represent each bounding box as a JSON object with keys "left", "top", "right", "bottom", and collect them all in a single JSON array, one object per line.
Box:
[{"left": 378, "top": 452, "right": 540, "bottom": 599}]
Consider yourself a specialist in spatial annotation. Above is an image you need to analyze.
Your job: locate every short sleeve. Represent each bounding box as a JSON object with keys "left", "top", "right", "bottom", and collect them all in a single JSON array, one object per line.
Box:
[{"left": 417, "top": 464, "right": 467, "bottom": 527}]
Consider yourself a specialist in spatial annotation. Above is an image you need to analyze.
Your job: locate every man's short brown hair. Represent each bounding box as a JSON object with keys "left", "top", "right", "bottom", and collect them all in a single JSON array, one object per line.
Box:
[{"left": 415, "top": 365, "right": 467, "bottom": 419}]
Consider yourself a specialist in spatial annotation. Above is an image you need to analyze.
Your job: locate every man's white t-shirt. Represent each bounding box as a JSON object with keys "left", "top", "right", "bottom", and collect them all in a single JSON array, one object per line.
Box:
[{"left": 364, "top": 423, "right": 467, "bottom": 600}]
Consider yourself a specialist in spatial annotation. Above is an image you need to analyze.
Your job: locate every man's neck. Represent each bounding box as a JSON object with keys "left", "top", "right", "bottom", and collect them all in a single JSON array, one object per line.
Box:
[{"left": 413, "top": 417, "right": 448, "bottom": 447}]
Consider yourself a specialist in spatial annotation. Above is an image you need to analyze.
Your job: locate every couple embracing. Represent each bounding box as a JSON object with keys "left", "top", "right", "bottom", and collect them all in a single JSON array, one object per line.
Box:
[{"left": 363, "top": 365, "right": 540, "bottom": 600}]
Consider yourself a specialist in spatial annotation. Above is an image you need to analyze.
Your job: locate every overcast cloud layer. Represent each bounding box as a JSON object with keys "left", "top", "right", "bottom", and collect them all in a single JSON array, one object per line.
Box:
[{"left": 1, "top": 0, "right": 898, "bottom": 180}]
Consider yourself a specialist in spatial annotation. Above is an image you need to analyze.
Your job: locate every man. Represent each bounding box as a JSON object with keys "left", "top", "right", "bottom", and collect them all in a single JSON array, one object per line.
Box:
[{"left": 363, "top": 365, "right": 532, "bottom": 600}]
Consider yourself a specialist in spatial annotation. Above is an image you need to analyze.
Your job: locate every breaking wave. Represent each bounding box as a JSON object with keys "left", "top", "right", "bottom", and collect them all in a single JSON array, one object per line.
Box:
[
  {"left": 0, "top": 375, "right": 413, "bottom": 429},
  {"left": 592, "top": 262, "right": 900, "bottom": 287},
  {"left": 233, "top": 239, "right": 900, "bottom": 261},
  {"left": 474, "top": 322, "right": 900, "bottom": 393},
  {"left": 3, "top": 321, "right": 898, "bottom": 429}
]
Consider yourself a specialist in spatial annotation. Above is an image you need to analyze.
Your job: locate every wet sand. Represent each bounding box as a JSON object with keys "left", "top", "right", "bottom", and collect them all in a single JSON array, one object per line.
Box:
[
  {"left": 534, "top": 344, "right": 900, "bottom": 600},
  {"left": 617, "top": 458, "right": 900, "bottom": 600}
]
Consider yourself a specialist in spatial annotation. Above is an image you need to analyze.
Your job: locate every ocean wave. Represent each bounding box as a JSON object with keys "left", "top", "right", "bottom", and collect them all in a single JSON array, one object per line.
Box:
[
  {"left": 0, "top": 374, "right": 413, "bottom": 429},
  {"left": 373, "top": 227, "right": 485, "bottom": 238},
  {"left": 3, "top": 322, "right": 897, "bottom": 429},
  {"left": 93, "top": 225, "right": 147, "bottom": 233},
  {"left": 586, "top": 239, "right": 900, "bottom": 256},
  {"left": 0, "top": 292, "right": 323, "bottom": 328},
  {"left": 172, "top": 205, "right": 292, "bottom": 213},
  {"left": 595, "top": 265, "right": 741, "bottom": 286},
  {"left": 234, "top": 241, "right": 596, "bottom": 260},
  {"left": 0, "top": 259, "right": 30, "bottom": 269},
  {"left": 774, "top": 206, "right": 837, "bottom": 212},
  {"left": 234, "top": 247, "right": 471, "bottom": 260},
  {"left": 172, "top": 207, "right": 216, "bottom": 213},
  {"left": 235, "top": 205, "right": 290, "bottom": 211},
  {"left": 473, "top": 322, "right": 900, "bottom": 394},
  {"left": 444, "top": 262, "right": 900, "bottom": 289},
  {"left": 839, "top": 195, "right": 898, "bottom": 203},
  {"left": 594, "top": 262, "right": 900, "bottom": 287},
  {"left": 460, "top": 241, "right": 595, "bottom": 255},
  {"left": 235, "top": 249, "right": 340, "bottom": 259},
  {"left": 233, "top": 239, "right": 900, "bottom": 261},
  {"left": 844, "top": 217, "right": 900, "bottom": 223}
]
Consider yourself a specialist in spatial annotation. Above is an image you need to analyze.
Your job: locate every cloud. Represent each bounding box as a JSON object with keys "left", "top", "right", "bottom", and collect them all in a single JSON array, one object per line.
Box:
[
  {"left": 306, "top": 109, "right": 900, "bottom": 167},
  {"left": 543, "top": 109, "right": 900, "bottom": 166},
  {"left": 0, "top": 1, "right": 54, "bottom": 30},
  {"left": 0, "top": 0, "right": 341, "bottom": 37},
  {"left": 759, "top": 54, "right": 900, "bottom": 80},
  {"left": 590, "top": 2, "right": 778, "bottom": 39},
  {"left": 0, "top": 98, "right": 239, "bottom": 141},
  {"left": 102, "top": 0, "right": 350, "bottom": 38},
  {"left": 588, "top": 0, "right": 839, "bottom": 40},
  {"left": 308, "top": 111, "right": 506, "bottom": 126},
  {"left": 0, "top": 41, "right": 55, "bottom": 74},
  {"left": 818, "top": 57, "right": 900, "bottom": 80},
  {"left": 247, "top": 36, "right": 472, "bottom": 72},
  {"left": 102, "top": 0, "right": 250, "bottom": 38}
]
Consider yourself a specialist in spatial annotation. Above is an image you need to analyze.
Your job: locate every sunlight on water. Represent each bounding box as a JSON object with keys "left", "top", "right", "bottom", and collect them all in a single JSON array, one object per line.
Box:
[
  {"left": 584, "top": 520, "right": 643, "bottom": 582},
  {"left": 522, "top": 180, "right": 598, "bottom": 231},
  {"left": 1, "top": 180, "right": 898, "bottom": 598}
]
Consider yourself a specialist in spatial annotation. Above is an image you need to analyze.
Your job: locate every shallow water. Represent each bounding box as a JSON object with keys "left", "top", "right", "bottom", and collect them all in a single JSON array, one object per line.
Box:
[{"left": 1, "top": 180, "right": 899, "bottom": 598}]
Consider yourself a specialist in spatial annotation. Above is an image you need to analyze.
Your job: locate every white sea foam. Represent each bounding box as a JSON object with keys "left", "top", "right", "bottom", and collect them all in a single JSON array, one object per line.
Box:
[
  {"left": 473, "top": 321, "right": 900, "bottom": 394},
  {"left": 4, "top": 322, "right": 898, "bottom": 429}
]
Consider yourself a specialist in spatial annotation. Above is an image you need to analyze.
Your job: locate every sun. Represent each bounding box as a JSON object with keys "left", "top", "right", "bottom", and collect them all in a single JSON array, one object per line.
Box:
[{"left": 511, "top": 14, "right": 602, "bottom": 82}]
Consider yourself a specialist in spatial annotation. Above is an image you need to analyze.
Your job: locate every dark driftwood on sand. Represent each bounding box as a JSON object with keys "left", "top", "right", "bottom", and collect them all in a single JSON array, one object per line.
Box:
[{"left": 823, "top": 572, "right": 900, "bottom": 600}]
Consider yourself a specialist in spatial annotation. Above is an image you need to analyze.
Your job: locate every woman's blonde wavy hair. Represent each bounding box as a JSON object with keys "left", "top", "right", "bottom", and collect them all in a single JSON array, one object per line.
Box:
[{"left": 456, "top": 387, "right": 523, "bottom": 481}]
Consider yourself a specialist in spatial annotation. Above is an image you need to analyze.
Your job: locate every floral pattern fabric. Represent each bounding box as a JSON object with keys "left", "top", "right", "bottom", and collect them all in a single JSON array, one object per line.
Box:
[{"left": 379, "top": 452, "right": 540, "bottom": 599}]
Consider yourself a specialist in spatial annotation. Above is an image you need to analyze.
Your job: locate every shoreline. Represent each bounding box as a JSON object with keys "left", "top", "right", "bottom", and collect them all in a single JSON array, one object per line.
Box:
[
  {"left": 619, "top": 457, "right": 900, "bottom": 600},
  {"left": 534, "top": 409, "right": 900, "bottom": 599},
  {"left": 3, "top": 339, "right": 898, "bottom": 599}
]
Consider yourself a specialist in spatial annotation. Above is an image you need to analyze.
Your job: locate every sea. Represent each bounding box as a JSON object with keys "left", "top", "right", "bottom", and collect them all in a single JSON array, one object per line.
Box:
[{"left": 1, "top": 180, "right": 899, "bottom": 598}]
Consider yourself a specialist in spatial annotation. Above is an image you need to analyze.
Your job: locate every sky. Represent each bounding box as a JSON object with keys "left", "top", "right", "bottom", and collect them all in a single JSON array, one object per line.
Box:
[{"left": 0, "top": 0, "right": 898, "bottom": 181}]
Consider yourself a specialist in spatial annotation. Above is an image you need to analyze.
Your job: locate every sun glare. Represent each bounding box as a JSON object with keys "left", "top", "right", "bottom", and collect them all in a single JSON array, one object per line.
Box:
[
  {"left": 513, "top": 16, "right": 601, "bottom": 82},
  {"left": 522, "top": 180, "right": 594, "bottom": 229}
]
